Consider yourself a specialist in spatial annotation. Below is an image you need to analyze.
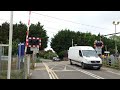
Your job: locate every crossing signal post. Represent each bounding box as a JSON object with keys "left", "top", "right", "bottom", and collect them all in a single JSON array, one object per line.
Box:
[
  {"left": 26, "top": 37, "right": 41, "bottom": 54},
  {"left": 26, "top": 37, "right": 41, "bottom": 72},
  {"left": 94, "top": 40, "right": 104, "bottom": 56},
  {"left": 24, "top": 11, "right": 31, "bottom": 79},
  {"left": 7, "top": 11, "right": 13, "bottom": 79}
]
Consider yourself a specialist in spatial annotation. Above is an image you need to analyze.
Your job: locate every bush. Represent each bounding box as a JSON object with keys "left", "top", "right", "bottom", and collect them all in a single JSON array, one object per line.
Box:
[
  {"left": 36, "top": 57, "right": 42, "bottom": 63},
  {"left": 58, "top": 50, "right": 68, "bottom": 59},
  {"left": 43, "top": 51, "right": 57, "bottom": 59}
]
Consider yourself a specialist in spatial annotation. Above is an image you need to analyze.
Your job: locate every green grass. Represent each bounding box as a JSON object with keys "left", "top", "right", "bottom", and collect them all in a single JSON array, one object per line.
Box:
[
  {"left": 36, "top": 58, "right": 42, "bottom": 63},
  {"left": 0, "top": 69, "right": 24, "bottom": 79},
  {"left": 0, "top": 58, "right": 18, "bottom": 70},
  {"left": 102, "top": 59, "right": 120, "bottom": 70},
  {"left": 0, "top": 58, "right": 24, "bottom": 79}
]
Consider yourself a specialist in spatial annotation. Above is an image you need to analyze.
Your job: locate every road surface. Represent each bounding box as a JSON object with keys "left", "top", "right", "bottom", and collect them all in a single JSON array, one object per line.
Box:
[{"left": 30, "top": 59, "right": 120, "bottom": 79}]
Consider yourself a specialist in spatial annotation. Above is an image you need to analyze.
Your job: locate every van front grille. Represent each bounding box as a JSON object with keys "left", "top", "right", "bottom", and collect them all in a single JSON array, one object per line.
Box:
[
  {"left": 91, "top": 61, "right": 100, "bottom": 63},
  {"left": 96, "top": 61, "right": 100, "bottom": 63}
]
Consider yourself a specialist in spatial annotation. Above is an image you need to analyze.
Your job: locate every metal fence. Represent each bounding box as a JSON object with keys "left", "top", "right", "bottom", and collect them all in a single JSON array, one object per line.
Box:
[
  {"left": 0, "top": 56, "right": 25, "bottom": 79},
  {"left": 102, "top": 56, "right": 120, "bottom": 69},
  {"left": 0, "top": 44, "right": 39, "bottom": 79},
  {"left": 0, "top": 44, "right": 26, "bottom": 79}
]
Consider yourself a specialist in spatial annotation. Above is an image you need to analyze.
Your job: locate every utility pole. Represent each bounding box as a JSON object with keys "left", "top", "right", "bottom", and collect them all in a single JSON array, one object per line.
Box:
[
  {"left": 7, "top": 11, "right": 13, "bottom": 79},
  {"left": 72, "top": 39, "right": 73, "bottom": 47},
  {"left": 105, "top": 45, "right": 107, "bottom": 51},
  {"left": 113, "top": 21, "right": 119, "bottom": 60},
  {"left": 0, "top": 46, "right": 2, "bottom": 72},
  {"left": 115, "top": 24, "right": 117, "bottom": 56},
  {"left": 100, "top": 35, "right": 101, "bottom": 41}
]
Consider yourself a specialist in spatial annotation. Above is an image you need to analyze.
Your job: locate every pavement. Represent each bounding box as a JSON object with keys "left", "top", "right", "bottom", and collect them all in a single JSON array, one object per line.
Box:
[{"left": 30, "top": 63, "right": 50, "bottom": 79}]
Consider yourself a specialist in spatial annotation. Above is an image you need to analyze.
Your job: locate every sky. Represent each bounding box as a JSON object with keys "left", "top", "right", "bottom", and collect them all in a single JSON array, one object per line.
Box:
[{"left": 0, "top": 11, "right": 120, "bottom": 51}]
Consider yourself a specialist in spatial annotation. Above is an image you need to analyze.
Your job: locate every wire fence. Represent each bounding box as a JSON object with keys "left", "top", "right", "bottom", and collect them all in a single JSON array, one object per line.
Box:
[
  {"left": 0, "top": 56, "right": 25, "bottom": 79},
  {"left": 0, "top": 53, "right": 40, "bottom": 79},
  {"left": 102, "top": 56, "right": 120, "bottom": 70}
]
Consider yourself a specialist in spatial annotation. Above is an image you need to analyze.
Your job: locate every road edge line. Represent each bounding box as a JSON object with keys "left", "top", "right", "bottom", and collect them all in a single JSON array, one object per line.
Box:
[{"left": 43, "top": 62, "right": 53, "bottom": 79}]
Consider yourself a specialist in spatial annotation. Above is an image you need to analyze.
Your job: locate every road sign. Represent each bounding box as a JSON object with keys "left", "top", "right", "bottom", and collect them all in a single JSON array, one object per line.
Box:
[
  {"left": 30, "top": 47, "right": 39, "bottom": 53},
  {"left": 18, "top": 43, "right": 25, "bottom": 69},
  {"left": 18, "top": 43, "right": 25, "bottom": 56}
]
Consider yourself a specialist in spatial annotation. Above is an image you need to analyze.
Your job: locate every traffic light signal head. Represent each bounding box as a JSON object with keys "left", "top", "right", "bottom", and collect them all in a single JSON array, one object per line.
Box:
[
  {"left": 94, "top": 40, "right": 104, "bottom": 48},
  {"left": 96, "top": 41, "right": 102, "bottom": 47},
  {"left": 28, "top": 37, "right": 41, "bottom": 47},
  {"left": 28, "top": 39, "right": 32, "bottom": 45}
]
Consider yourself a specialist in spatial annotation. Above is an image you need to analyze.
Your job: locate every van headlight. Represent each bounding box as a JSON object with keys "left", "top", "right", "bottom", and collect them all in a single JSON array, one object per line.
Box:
[
  {"left": 88, "top": 61, "right": 91, "bottom": 64},
  {"left": 85, "top": 60, "right": 91, "bottom": 64}
]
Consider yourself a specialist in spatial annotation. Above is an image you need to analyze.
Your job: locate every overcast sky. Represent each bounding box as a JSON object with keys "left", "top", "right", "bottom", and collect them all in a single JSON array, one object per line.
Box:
[{"left": 0, "top": 11, "right": 120, "bottom": 50}]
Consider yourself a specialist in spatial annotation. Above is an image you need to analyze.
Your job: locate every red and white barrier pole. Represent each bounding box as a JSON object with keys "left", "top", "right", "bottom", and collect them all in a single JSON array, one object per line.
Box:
[
  {"left": 25, "top": 11, "right": 31, "bottom": 53},
  {"left": 24, "top": 11, "right": 31, "bottom": 79}
]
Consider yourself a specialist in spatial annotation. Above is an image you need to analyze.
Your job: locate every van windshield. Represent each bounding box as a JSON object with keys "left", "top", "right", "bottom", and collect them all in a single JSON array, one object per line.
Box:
[{"left": 82, "top": 50, "right": 98, "bottom": 57}]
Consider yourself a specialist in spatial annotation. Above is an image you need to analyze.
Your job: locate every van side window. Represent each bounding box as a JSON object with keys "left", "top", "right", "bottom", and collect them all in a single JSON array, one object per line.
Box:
[{"left": 79, "top": 50, "right": 82, "bottom": 57}]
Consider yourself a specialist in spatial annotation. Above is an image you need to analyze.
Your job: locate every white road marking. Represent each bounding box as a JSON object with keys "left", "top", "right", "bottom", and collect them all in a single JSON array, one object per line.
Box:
[
  {"left": 50, "top": 64, "right": 58, "bottom": 70},
  {"left": 63, "top": 65, "right": 66, "bottom": 70},
  {"left": 65, "top": 64, "right": 105, "bottom": 79},
  {"left": 102, "top": 68, "right": 120, "bottom": 76},
  {"left": 43, "top": 62, "right": 59, "bottom": 79},
  {"left": 30, "top": 73, "right": 32, "bottom": 76},
  {"left": 43, "top": 63, "right": 53, "bottom": 79},
  {"left": 50, "top": 69, "right": 59, "bottom": 79},
  {"left": 77, "top": 69, "right": 104, "bottom": 79},
  {"left": 43, "top": 61, "right": 105, "bottom": 79},
  {"left": 107, "top": 70, "right": 120, "bottom": 76},
  {"left": 54, "top": 70, "right": 77, "bottom": 72}
]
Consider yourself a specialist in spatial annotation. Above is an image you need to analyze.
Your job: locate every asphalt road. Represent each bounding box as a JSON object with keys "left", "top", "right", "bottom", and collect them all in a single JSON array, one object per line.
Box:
[{"left": 30, "top": 59, "right": 120, "bottom": 79}]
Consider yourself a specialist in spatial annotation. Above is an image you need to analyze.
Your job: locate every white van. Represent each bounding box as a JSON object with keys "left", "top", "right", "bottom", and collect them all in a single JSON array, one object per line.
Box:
[{"left": 68, "top": 46, "right": 102, "bottom": 70}]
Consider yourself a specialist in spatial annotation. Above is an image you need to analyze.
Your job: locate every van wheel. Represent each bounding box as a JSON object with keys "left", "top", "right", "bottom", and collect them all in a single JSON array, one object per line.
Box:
[
  {"left": 81, "top": 63, "right": 85, "bottom": 69},
  {"left": 70, "top": 59, "right": 73, "bottom": 65}
]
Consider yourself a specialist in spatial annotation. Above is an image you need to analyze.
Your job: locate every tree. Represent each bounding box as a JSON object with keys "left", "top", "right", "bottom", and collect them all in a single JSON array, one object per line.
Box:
[
  {"left": 13, "top": 21, "right": 27, "bottom": 43},
  {"left": 0, "top": 22, "right": 9, "bottom": 44},
  {"left": 44, "top": 50, "right": 57, "bottom": 59},
  {"left": 12, "top": 39, "right": 20, "bottom": 56},
  {"left": 109, "top": 35, "right": 120, "bottom": 54},
  {"left": 58, "top": 50, "right": 68, "bottom": 59},
  {"left": 51, "top": 29, "right": 97, "bottom": 59},
  {"left": 29, "top": 22, "right": 49, "bottom": 50},
  {"left": 0, "top": 21, "right": 49, "bottom": 55},
  {"left": 101, "top": 35, "right": 115, "bottom": 54},
  {"left": 51, "top": 29, "right": 117, "bottom": 59},
  {"left": 51, "top": 29, "right": 76, "bottom": 58}
]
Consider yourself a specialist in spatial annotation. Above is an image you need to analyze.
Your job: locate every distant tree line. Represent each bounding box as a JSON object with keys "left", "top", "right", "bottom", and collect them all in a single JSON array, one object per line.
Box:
[
  {"left": 0, "top": 22, "right": 48, "bottom": 55},
  {"left": 0, "top": 21, "right": 119, "bottom": 59},
  {"left": 51, "top": 29, "right": 119, "bottom": 59}
]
